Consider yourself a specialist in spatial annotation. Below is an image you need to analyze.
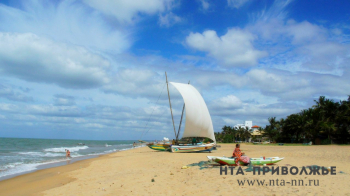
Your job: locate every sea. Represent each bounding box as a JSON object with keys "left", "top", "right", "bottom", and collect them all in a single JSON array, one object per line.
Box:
[{"left": 0, "top": 137, "right": 142, "bottom": 181}]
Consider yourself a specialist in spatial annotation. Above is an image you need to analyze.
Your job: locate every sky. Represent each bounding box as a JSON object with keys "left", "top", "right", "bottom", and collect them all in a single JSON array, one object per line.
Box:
[{"left": 0, "top": 0, "right": 349, "bottom": 140}]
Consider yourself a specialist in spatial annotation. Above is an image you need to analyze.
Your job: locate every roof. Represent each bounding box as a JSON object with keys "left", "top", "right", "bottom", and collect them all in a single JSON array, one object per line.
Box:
[
  {"left": 250, "top": 130, "right": 263, "bottom": 136},
  {"left": 251, "top": 125, "right": 260, "bottom": 128}
]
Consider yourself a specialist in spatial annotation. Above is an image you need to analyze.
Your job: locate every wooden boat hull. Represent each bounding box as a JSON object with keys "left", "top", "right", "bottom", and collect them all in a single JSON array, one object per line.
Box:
[
  {"left": 147, "top": 144, "right": 171, "bottom": 151},
  {"left": 207, "top": 156, "right": 284, "bottom": 166},
  {"left": 171, "top": 143, "right": 215, "bottom": 153}
]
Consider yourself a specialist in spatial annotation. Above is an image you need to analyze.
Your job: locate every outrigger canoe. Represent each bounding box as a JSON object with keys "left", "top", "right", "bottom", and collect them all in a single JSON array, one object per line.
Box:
[
  {"left": 147, "top": 143, "right": 171, "bottom": 151},
  {"left": 207, "top": 156, "right": 284, "bottom": 166}
]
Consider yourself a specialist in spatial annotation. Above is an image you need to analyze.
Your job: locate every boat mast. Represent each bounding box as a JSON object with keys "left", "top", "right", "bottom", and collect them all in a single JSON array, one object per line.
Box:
[
  {"left": 175, "top": 81, "right": 190, "bottom": 143},
  {"left": 165, "top": 72, "right": 177, "bottom": 139}
]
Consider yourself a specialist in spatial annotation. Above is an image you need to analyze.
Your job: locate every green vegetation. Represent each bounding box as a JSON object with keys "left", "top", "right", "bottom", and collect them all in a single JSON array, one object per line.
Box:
[
  {"left": 214, "top": 125, "right": 251, "bottom": 143},
  {"left": 216, "top": 96, "right": 350, "bottom": 144}
]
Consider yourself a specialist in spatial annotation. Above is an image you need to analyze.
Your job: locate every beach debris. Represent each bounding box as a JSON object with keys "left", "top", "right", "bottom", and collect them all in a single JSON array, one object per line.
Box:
[
  {"left": 151, "top": 178, "right": 155, "bottom": 182},
  {"left": 181, "top": 166, "right": 190, "bottom": 169},
  {"left": 187, "top": 161, "right": 216, "bottom": 170},
  {"left": 170, "top": 173, "right": 174, "bottom": 175}
]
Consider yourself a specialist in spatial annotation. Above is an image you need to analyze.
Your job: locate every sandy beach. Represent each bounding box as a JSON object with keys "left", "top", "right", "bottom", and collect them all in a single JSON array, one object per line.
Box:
[{"left": 1, "top": 144, "right": 349, "bottom": 196}]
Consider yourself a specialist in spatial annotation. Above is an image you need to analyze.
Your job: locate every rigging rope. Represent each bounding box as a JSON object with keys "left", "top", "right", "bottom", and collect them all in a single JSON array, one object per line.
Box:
[{"left": 139, "top": 82, "right": 166, "bottom": 140}]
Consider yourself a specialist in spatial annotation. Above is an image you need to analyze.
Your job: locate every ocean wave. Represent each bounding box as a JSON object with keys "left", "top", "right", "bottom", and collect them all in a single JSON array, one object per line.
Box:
[
  {"left": 0, "top": 162, "right": 24, "bottom": 170},
  {"left": 44, "top": 146, "right": 89, "bottom": 153},
  {"left": 0, "top": 142, "right": 140, "bottom": 180},
  {"left": 18, "top": 152, "right": 63, "bottom": 157},
  {"left": 0, "top": 162, "right": 40, "bottom": 178}
]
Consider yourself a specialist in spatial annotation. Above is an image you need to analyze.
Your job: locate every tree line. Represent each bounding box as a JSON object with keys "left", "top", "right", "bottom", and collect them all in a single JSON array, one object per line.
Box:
[{"left": 215, "top": 96, "right": 350, "bottom": 144}]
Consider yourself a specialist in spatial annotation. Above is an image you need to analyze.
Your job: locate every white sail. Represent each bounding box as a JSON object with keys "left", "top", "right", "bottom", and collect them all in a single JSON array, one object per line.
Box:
[{"left": 170, "top": 82, "right": 216, "bottom": 143}]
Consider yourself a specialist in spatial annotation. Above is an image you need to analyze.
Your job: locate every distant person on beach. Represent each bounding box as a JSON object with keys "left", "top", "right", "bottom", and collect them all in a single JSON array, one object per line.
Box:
[
  {"left": 133, "top": 142, "right": 136, "bottom": 148},
  {"left": 65, "top": 149, "right": 71, "bottom": 158},
  {"left": 172, "top": 139, "right": 175, "bottom": 145},
  {"left": 232, "top": 144, "right": 245, "bottom": 166}
]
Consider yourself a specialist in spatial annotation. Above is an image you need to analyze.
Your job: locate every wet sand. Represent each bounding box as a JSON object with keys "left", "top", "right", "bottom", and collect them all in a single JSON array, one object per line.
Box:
[{"left": 0, "top": 144, "right": 349, "bottom": 196}]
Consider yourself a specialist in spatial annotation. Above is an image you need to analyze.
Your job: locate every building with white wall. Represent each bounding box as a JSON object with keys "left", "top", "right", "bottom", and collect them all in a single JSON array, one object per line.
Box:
[{"left": 234, "top": 121, "right": 252, "bottom": 130}]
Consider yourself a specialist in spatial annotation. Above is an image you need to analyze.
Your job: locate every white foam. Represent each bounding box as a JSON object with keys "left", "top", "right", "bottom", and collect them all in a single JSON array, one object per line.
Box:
[
  {"left": 18, "top": 152, "right": 63, "bottom": 157},
  {"left": 44, "top": 146, "right": 89, "bottom": 153},
  {"left": 0, "top": 162, "right": 40, "bottom": 178},
  {"left": 0, "top": 157, "right": 75, "bottom": 179},
  {"left": 0, "top": 143, "right": 142, "bottom": 179}
]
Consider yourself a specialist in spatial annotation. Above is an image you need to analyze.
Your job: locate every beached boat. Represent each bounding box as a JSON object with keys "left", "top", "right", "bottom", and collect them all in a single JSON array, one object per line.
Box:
[
  {"left": 207, "top": 156, "right": 284, "bottom": 166},
  {"left": 165, "top": 73, "right": 216, "bottom": 153},
  {"left": 171, "top": 143, "right": 215, "bottom": 153},
  {"left": 147, "top": 143, "right": 171, "bottom": 151}
]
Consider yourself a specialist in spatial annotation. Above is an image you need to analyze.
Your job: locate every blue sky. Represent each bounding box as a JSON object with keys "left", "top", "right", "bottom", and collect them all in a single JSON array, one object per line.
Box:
[{"left": 0, "top": 0, "right": 349, "bottom": 140}]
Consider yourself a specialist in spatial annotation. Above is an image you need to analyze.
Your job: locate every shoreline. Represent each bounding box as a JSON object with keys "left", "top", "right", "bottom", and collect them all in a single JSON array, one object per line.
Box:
[
  {"left": 0, "top": 144, "right": 144, "bottom": 182},
  {"left": 0, "top": 152, "right": 98, "bottom": 196},
  {"left": 1, "top": 144, "right": 349, "bottom": 195},
  {"left": 0, "top": 154, "right": 99, "bottom": 182}
]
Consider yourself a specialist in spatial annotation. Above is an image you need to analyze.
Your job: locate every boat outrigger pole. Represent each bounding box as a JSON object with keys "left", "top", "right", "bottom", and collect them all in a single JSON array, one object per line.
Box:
[
  {"left": 165, "top": 72, "right": 177, "bottom": 139},
  {"left": 175, "top": 81, "right": 190, "bottom": 143}
]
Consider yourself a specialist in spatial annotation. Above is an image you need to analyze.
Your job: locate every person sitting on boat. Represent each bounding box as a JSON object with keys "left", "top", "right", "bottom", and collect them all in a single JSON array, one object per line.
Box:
[
  {"left": 172, "top": 139, "right": 175, "bottom": 145},
  {"left": 192, "top": 137, "right": 197, "bottom": 145},
  {"left": 232, "top": 144, "right": 245, "bottom": 166}
]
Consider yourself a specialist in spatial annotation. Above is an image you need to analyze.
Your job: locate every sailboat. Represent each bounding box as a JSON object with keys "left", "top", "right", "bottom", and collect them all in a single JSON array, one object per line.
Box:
[{"left": 165, "top": 73, "right": 216, "bottom": 153}]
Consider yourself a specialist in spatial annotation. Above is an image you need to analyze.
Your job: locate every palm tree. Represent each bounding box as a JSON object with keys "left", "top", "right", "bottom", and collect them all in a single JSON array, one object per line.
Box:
[
  {"left": 236, "top": 126, "right": 245, "bottom": 142},
  {"left": 217, "top": 125, "right": 237, "bottom": 143},
  {"left": 313, "top": 96, "right": 339, "bottom": 143},
  {"left": 262, "top": 117, "right": 280, "bottom": 142},
  {"left": 335, "top": 96, "right": 350, "bottom": 143}
]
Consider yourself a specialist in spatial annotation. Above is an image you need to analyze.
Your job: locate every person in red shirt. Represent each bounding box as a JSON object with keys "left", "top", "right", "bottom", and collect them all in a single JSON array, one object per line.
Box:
[{"left": 232, "top": 144, "right": 245, "bottom": 166}]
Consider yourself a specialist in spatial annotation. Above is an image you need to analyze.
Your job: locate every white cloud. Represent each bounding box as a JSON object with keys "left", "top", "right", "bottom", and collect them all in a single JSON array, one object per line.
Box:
[
  {"left": 252, "top": 0, "right": 293, "bottom": 22},
  {"left": 0, "top": 84, "right": 33, "bottom": 102},
  {"left": 144, "top": 105, "right": 167, "bottom": 115},
  {"left": 53, "top": 94, "right": 76, "bottom": 106},
  {"left": 211, "top": 95, "right": 243, "bottom": 109},
  {"left": 245, "top": 69, "right": 289, "bottom": 93},
  {"left": 246, "top": 2, "right": 350, "bottom": 75},
  {"left": 198, "top": 0, "right": 210, "bottom": 10},
  {"left": 227, "top": 0, "right": 250, "bottom": 9},
  {"left": 0, "top": 1, "right": 131, "bottom": 53},
  {"left": 82, "top": 0, "right": 175, "bottom": 24},
  {"left": 103, "top": 68, "right": 164, "bottom": 98},
  {"left": 286, "top": 20, "right": 327, "bottom": 44},
  {"left": 186, "top": 29, "right": 268, "bottom": 67},
  {"left": 248, "top": 20, "right": 326, "bottom": 45},
  {"left": 297, "top": 42, "right": 347, "bottom": 71},
  {"left": 159, "top": 12, "right": 182, "bottom": 27},
  {"left": 0, "top": 32, "right": 110, "bottom": 89}
]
